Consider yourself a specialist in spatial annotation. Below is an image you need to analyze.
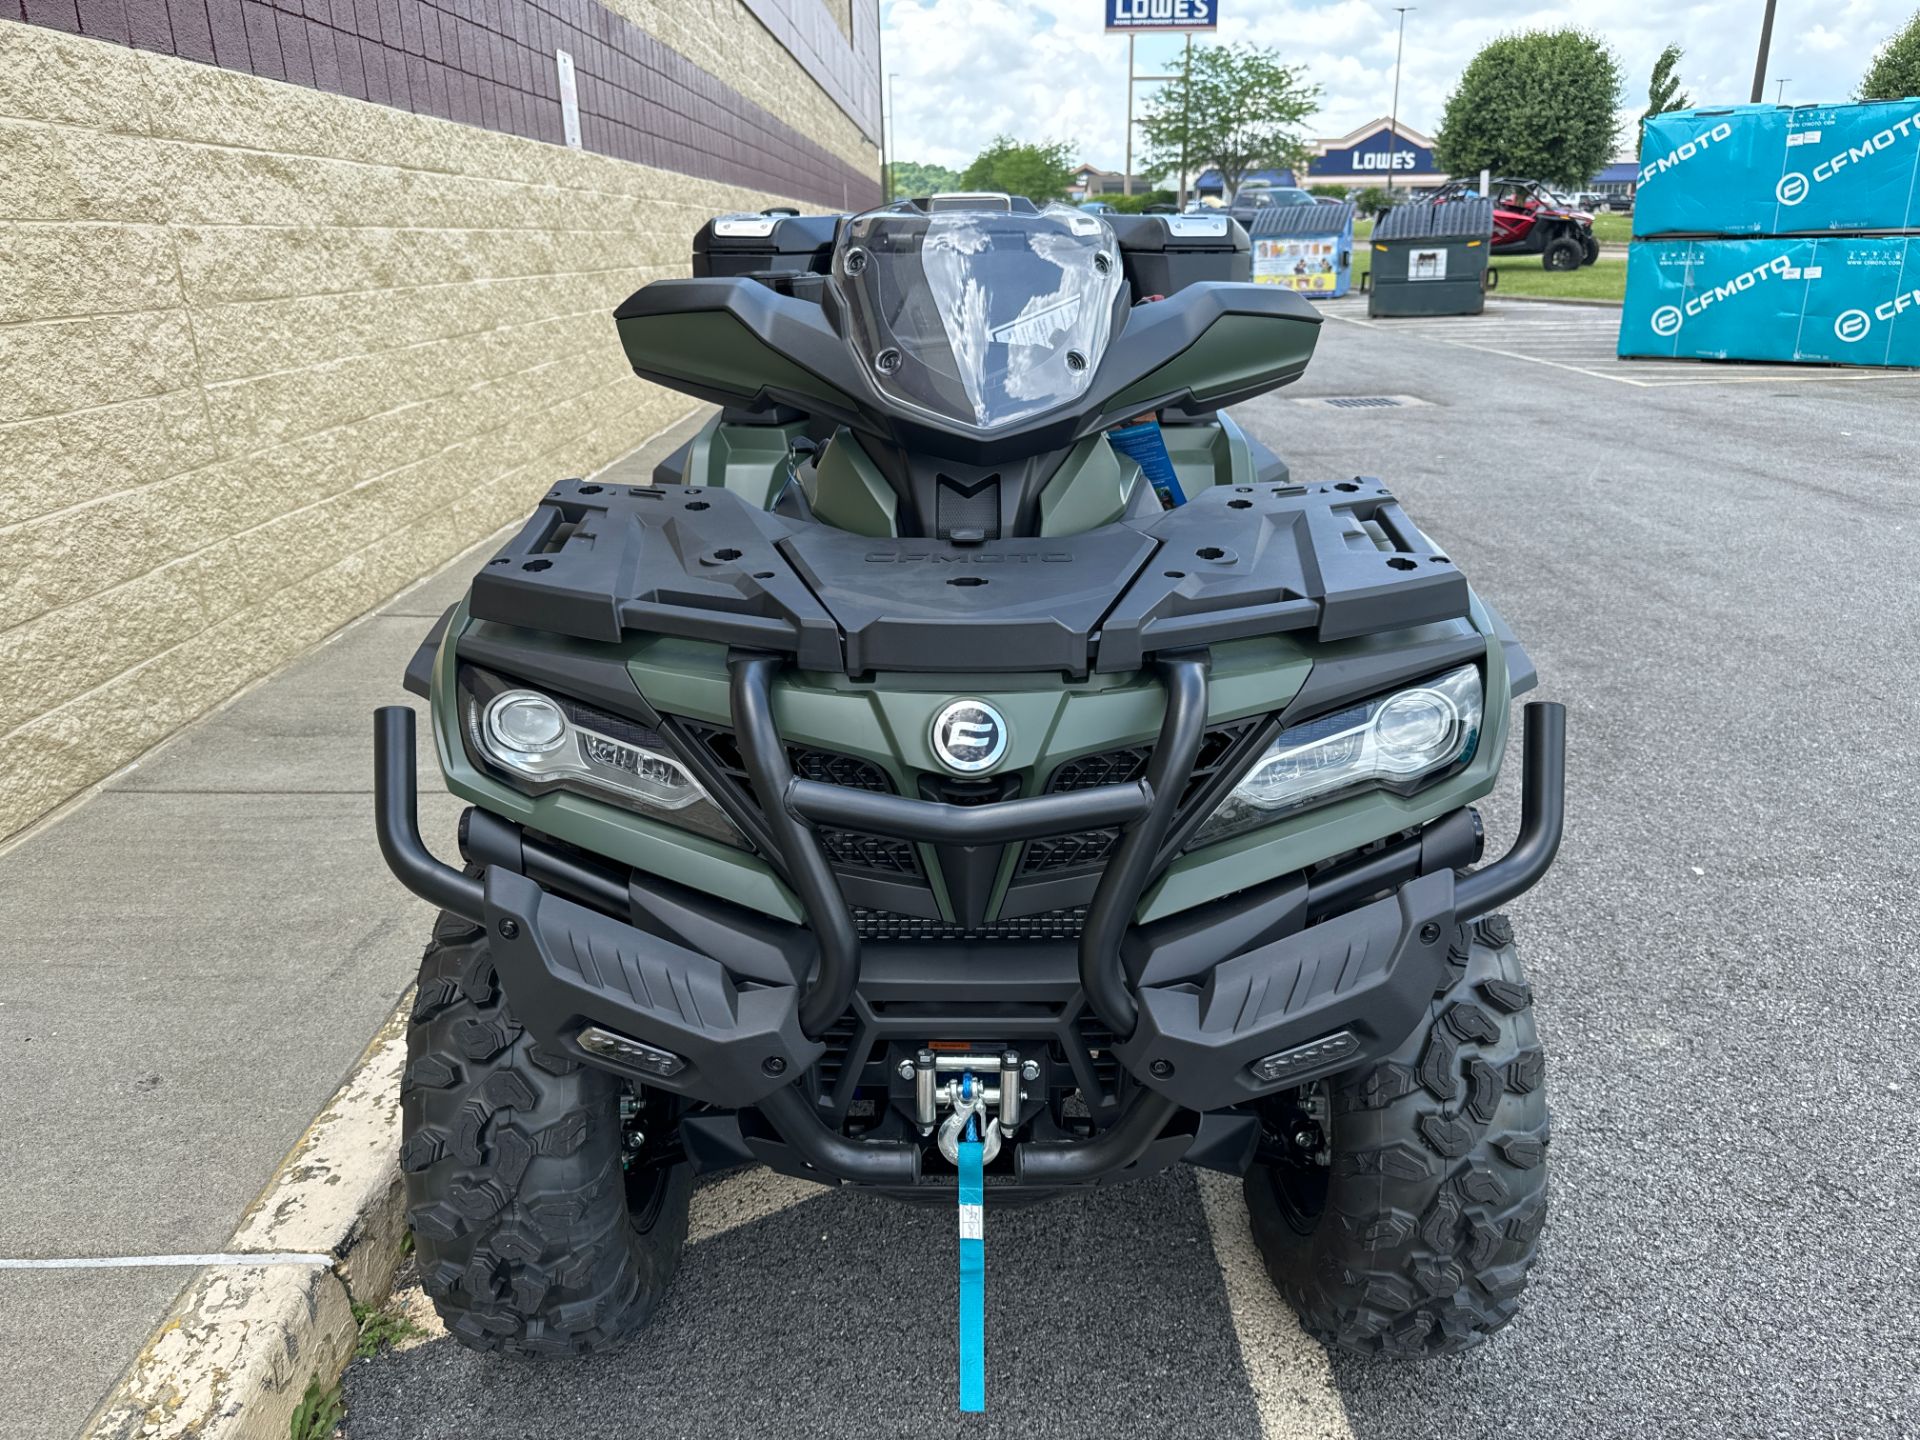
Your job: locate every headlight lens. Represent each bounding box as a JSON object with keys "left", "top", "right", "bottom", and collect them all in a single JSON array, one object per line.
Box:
[
  {"left": 1193, "top": 665, "right": 1482, "bottom": 846},
  {"left": 485, "top": 693, "right": 568, "bottom": 756},
  {"left": 461, "top": 670, "right": 744, "bottom": 846}
]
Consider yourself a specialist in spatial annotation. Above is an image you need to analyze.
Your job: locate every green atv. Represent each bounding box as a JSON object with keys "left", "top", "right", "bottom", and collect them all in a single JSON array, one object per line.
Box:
[{"left": 375, "top": 195, "right": 1563, "bottom": 1364}]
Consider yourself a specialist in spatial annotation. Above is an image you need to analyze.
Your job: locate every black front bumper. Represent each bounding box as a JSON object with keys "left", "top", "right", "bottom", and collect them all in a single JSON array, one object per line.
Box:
[{"left": 374, "top": 667, "right": 1564, "bottom": 1187}]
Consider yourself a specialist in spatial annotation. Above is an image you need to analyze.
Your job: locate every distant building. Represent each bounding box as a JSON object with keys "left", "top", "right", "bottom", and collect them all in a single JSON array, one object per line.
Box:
[
  {"left": 1194, "top": 118, "right": 1445, "bottom": 199},
  {"left": 1590, "top": 158, "right": 1640, "bottom": 201},
  {"left": 1070, "top": 164, "right": 1153, "bottom": 198},
  {"left": 1304, "top": 118, "right": 1444, "bottom": 191}
]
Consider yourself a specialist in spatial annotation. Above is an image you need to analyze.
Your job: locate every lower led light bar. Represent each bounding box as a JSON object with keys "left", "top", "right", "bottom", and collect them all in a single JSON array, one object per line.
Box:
[
  {"left": 1248, "top": 1029, "right": 1360, "bottom": 1084},
  {"left": 577, "top": 1025, "right": 687, "bottom": 1077}
]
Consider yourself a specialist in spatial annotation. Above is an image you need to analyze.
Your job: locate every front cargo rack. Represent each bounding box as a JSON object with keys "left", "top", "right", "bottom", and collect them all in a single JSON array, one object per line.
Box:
[{"left": 467, "top": 477, "right": 1470, "bottom": 679}]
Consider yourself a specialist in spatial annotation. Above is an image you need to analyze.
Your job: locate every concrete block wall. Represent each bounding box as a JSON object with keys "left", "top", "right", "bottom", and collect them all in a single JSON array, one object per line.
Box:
[{"left": 0, "top": 5, "right": 879, "bottom": 839}]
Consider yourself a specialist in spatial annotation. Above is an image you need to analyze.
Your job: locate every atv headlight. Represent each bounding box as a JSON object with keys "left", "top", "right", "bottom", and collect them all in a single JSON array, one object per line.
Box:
[
  {"left": 460, "top": 669, "right": 743, "bottom": 846},
  {"left": 1194, "top": 665, "right": 1482, "bottom": 846}
]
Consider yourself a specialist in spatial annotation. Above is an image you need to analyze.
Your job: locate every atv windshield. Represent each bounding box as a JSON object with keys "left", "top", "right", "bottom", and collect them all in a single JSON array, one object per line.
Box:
[{"left": 834, "top": 201, "right": 1124, "bottom": 431}]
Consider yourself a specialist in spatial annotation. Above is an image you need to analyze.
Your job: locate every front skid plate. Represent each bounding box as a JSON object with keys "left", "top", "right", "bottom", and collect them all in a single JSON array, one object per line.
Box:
[
  {"left": 483, "top": 868, "right": 822, "bottom": 1108},
  {"left": 1115, "top": 870, "right": 1456, "bottom": 1110},
  {"left": 484, "top": 859, "right": 1458, "bottom": 1116}
]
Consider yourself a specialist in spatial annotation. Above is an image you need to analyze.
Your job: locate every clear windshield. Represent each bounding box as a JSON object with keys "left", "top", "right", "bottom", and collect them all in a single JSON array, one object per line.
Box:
[{"left": 834, "top": 201, "right": 1123, "bottom": 431}]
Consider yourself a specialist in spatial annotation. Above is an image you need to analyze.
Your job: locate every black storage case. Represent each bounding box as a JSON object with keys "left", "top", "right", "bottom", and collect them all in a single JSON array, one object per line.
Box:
[
  {"left": 1107, "top": 214, "right": 1252, "bottom": 296},
  {"left": 692, "top": 212, "right": 839, "bottom": 278}
]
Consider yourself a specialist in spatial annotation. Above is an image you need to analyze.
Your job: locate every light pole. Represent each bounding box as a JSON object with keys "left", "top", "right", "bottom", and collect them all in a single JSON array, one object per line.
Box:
[
  {"left": 1387, "top": 7, "right": 1414, "bottom": 200},
  {"left": 1178, "top": 32, "right": 1193, "bottom": 208},
  {"left": 1750, "top": 0, "right": 1778, "bottom": 103},
  {"left": 1126, "top": 39, "right": 1185, "bottom": 205},
  {"left": 1774, "top": 76, "right": 1791, "bottom": 103}
]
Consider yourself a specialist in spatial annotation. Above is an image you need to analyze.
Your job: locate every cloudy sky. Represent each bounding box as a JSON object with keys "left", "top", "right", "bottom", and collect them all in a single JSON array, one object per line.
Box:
[{"left": 880, "top": 0, "right": 1915, "bottom": 172}]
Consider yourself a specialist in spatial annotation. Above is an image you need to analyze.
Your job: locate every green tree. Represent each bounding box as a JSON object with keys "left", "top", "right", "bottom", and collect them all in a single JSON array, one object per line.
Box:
[
  {"left": 1434, "top": 29, "right": 1625, "bottom": 190},
  {"left": 1639, "top": 44, "right": 1691, "bottom": 153},
  {"left": 1354, "top": 185, "right": 1392, "bottom": 216},
  {"left": 1098, "top": 190, "right": 1179, "bottom": 214},
  {"left": 958, "top": 136, "right": 1077, "bottom": 203},
  {"left": 1137, "top": 43, "right": 1319, "bottom": 201},
  {"left": 1859, "top": 10, "right": 1920, "bottom": 100},
  {"left": 887, "top": 159, "right": 962, "bottom": 200}
]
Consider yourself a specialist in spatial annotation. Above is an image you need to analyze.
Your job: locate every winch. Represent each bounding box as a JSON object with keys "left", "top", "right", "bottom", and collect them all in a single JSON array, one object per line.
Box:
[{"left": 900, "top": 1049, "right": 1039, "bottom": 1165}]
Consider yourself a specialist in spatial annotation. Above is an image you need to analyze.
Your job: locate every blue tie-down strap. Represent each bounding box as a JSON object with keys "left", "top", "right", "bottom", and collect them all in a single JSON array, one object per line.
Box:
[
  {"left": 1105, "top": 420, "right": 1187, "bottom": 509},
  {"left": 957, "top": 1117, "right": 986, "bottom": 1413}
]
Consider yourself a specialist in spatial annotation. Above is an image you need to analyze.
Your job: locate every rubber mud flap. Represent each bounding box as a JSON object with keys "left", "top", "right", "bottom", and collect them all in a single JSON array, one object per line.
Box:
[{"left": 483, "top": 868, "right": 822, "bottom": 1107}]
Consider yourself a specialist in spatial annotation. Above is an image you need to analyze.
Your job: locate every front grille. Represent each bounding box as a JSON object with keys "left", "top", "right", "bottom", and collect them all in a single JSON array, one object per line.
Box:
[
  {"left": 681, "top": 722, "right": 922, "bottom": 878},
  {"left": 1020, "top": 828, "right": 1121, "bottom": 872},
  {"left": 813, "top": 1010, "right": 863, "bottom": 1096},
  {"left": 854, "top": 907, "right": 1087, "bottom": 943},
  {"left": 1076, "top": 1014, "right": 1123, "bottom": 1101},
  {"left": 1017, "top": 720, "right": 1261, "bottom": 876},
  {"left": 790, "top": 748, "right": 892, "bottom": 793}
]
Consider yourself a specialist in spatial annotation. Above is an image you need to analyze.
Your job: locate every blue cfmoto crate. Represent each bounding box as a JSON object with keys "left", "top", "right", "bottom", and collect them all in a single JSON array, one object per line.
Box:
[
  {"left": 1635, "top": 101, "right": 1920, "bottom": 238},
  {"left": 1619, "top": 234, "right": 1920, "bottom": 365}
]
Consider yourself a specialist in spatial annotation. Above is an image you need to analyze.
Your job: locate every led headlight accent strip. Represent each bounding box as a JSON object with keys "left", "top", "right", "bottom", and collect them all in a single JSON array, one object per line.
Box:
[{"left": 1195, "top": 665, "right": 1482, "bottom": 846}]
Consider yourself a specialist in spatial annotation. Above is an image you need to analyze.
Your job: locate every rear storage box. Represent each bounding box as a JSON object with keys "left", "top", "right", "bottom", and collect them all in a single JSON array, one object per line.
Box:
[
  {"left": 1107, "top": 213, "right": 1252, "bottom": 297},
  {"left": 693, "top": 212, "right": 838, "bottom": 277},
  {"left": 1368, "top": 199, "right": 1492, "bottom": 317},
  {"left": 1635, "top": 101, "right": 1920, "bottom": 238},
  {"left": 1619, "top": 234, "right": 1920, "bottom": 364}
]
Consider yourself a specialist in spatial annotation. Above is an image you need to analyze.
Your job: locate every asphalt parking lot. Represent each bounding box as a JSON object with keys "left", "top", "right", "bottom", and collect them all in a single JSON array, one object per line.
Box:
[{"left": 342, "top": 303, "right": 1920, "bottom": 1439}]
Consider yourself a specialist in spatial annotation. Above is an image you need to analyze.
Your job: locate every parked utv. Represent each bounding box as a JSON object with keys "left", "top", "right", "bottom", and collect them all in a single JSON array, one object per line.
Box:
[
  {"left": 1431, "top": 177, "right": 1600, "bottom": 270},
  {"left": 376, "top": 196, "right": 1563, "bottom": 1363}
]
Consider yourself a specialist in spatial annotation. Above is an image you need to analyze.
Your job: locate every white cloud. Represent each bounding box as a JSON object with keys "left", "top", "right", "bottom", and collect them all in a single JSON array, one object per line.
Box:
[{"left": 880, "top": 0, "right": 1915, "bottom": 171}]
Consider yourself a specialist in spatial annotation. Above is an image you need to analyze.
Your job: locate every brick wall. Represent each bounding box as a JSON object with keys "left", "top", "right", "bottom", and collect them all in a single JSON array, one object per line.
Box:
[{"left": 0, "top": 15, "right": 879, "bottom": 838}]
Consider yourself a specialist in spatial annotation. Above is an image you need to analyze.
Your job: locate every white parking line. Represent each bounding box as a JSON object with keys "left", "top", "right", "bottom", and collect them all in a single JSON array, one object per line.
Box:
[
  {"left": 0, "top": 1252, "right": 334, "bottom": 1269},
  {"left": 687, "top": 1167, "right": 828, "bottom": 1245},
  {"left": 1196, "top": 1171, "right": 1356, "bottom": 1440},
  {"left": 379, "top": 1162, "right": 1355, "bottom": 1440},
  {"left": 1322, "top": 299, "right": 1920, "bottom": 388}
]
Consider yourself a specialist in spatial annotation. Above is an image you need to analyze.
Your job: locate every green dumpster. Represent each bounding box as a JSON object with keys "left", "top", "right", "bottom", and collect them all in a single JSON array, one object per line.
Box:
[{"left": 1368, "top": 198, "right": 1493, "bottom": 317}]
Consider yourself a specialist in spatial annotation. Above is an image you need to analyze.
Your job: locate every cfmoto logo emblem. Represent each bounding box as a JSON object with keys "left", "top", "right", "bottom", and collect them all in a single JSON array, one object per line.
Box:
[
  {"left": 1776, "top": 172, "right": 1810, "bottom": 205},
  {"left": 1651, "top": 305, "right": 1684, "bottom": 338},
  {"left": 930, "top": 700, "right": 1008, "bottom": 774},
  {"left": 1834, "top": 309, "right": 1872, "bottom": 343}
]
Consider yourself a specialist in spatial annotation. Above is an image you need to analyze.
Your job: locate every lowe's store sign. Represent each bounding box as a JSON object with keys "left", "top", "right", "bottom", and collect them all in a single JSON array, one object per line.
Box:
[
  {"left": 1307, "top": 128, "right": 1437, "bottom": 180},
  {"left": 1105, "top": 0, "right": 1217, "bottom": 31}
]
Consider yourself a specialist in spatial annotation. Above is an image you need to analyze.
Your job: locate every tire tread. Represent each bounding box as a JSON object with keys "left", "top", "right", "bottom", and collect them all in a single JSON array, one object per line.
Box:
[
  {"left": 402, "top": 925, "right": 689, "bottom": 1358},
  {"left": 1245, "top": 916, "right": 1549, "bottom": 1357}
]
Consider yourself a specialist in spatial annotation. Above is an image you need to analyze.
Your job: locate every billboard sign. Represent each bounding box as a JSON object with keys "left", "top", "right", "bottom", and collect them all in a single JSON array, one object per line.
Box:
[{"left": 1105, "top": 0, "right": 1217, "bottom": 32}]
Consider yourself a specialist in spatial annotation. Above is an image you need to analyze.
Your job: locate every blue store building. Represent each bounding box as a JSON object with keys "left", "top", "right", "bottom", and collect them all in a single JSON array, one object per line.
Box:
[{"left": 1195, "top": 118, "right": 1445, "bottom": 198}]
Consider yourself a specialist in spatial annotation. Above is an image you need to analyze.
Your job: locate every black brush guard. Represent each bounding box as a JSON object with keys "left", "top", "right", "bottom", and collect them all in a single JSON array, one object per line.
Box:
[{"left": 375, "top": 659, "right": 1564, "bottom": 1187}]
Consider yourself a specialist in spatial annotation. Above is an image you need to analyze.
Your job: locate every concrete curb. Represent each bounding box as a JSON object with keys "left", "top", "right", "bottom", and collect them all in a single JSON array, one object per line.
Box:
[
  {"left": 83, "top": 996, "right": 414, "bottom": 1440},
  {"left": 1488, "top": 292, "right": 1624, "bottom": 308}
]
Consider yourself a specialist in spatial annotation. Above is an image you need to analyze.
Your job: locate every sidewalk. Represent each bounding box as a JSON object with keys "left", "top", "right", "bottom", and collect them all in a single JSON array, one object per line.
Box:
[{"left": 0, "top": 412, "right": 708, "bottom": 1440}]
